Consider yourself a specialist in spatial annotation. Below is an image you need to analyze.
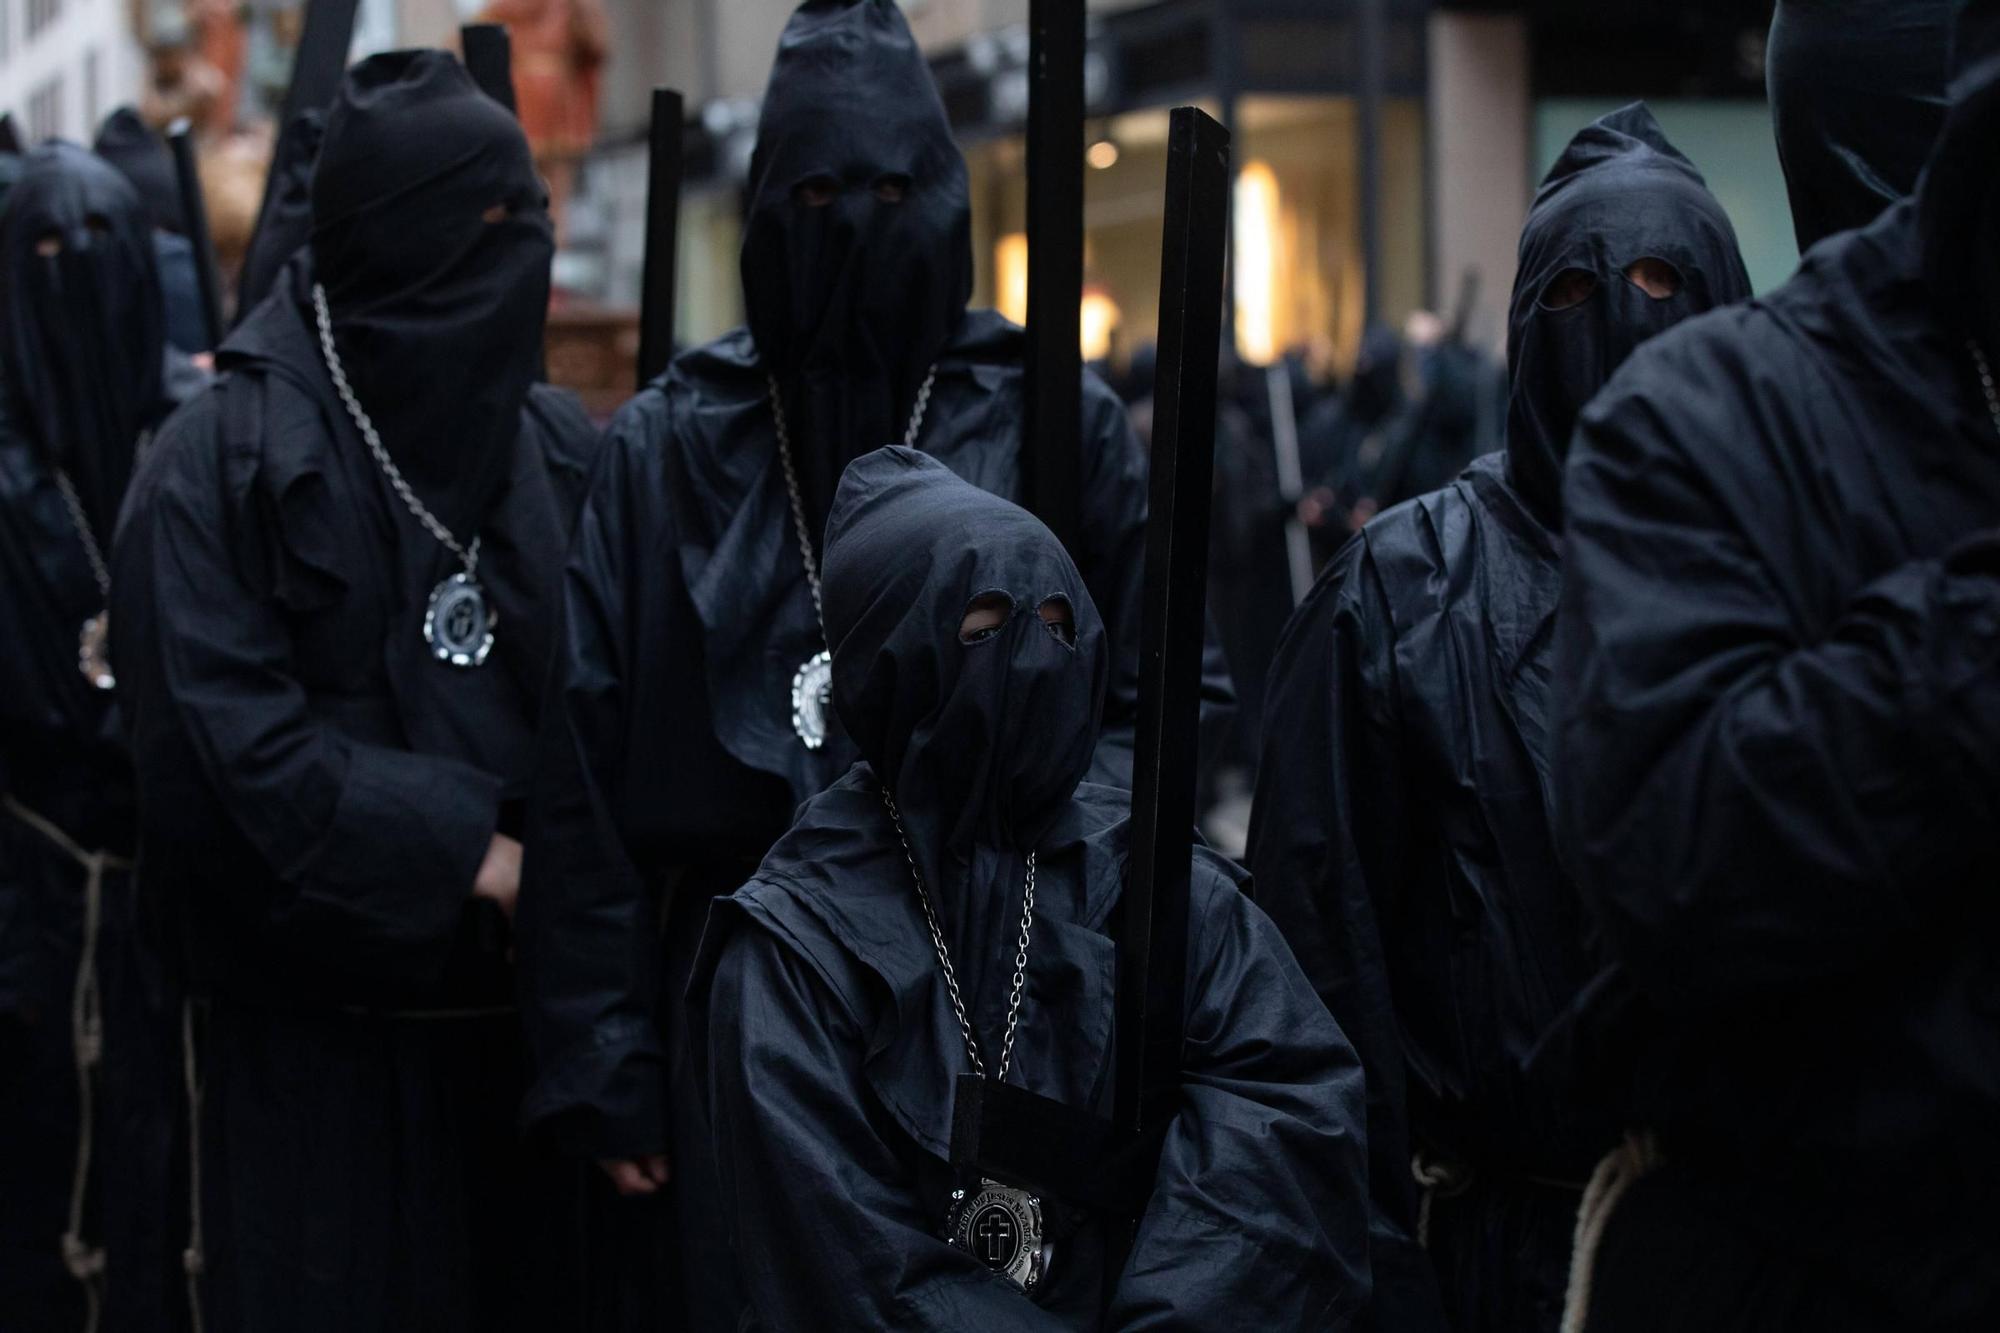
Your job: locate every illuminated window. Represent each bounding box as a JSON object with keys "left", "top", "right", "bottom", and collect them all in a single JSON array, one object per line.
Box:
[
  {"left": 995, "top": 231, "right": 1028, "bottom": 327},
  {"left": 1233, "top": 160, "right": 1281, "bottom": 365}
]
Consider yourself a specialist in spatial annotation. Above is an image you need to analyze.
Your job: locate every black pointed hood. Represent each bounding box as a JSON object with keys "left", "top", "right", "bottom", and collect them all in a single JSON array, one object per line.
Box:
[
  {"left": 1767, "top": 0, "right": 1952, "bottom": 252},
  {"left": 742, "top": 0, "right": 974, "bottom": 527},
  {"left": 1506, "top": 104, "right": 1750, "bottom": 527},
  {"left": 823, "top": 447, "right": 1106, "bottom": 886},
  {"left": 92, "top": 105, "right": 187, "bottom": 235},
  {"left": 0, "top": 142, "right": 165, "bottom": 537},
  {"left": 309, "top": 49, "right": 553, "bottom": 542}
]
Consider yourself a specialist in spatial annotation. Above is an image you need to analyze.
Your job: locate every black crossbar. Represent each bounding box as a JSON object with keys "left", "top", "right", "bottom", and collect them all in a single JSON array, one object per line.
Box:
[
  {"left": 1022, "top": 0, "right": 1084, "bottom": 554},
  {"left": 166, "top": 120, "right": 227, "bottom": 349},
  {"left": 1113, "top": 105, "right": 1230, "bottom": 1137},
  {"left": 947, "top": 107, "right": 1232, "bottom": 1228},
  {"left": 461, "top": 24, "right": 519, "bottom": 115},
  {"left": 637, "top": 89, "right": 685, "bottom": 389}
]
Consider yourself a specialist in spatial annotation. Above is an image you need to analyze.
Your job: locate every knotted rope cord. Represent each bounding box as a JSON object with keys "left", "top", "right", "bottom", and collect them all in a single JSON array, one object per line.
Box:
[
  {"left": 3, "top": 796, "right": 134, "bottom": 1333},
  {"left": 1410, "top": 1152, "right": 1473, "bottom": 1250},
  {"left": 1559, "top": 1130, "right": 1661, "bottom": 1333}
]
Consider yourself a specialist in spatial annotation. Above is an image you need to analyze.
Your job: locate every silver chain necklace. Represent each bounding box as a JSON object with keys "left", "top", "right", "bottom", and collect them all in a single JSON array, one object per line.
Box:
[
  {"left": 767, "top": 367, "right": 937, "bottom": 749},
  {"left": 51, "top": 465, "right": 118, "bottom": 690},
  {"left": 881, "top": 787, "right": 1050, "bottom": 1292},
  {"left": 1970, "top": 339, "right": 2000, "bottom": 443},
  {"left": 312, "top": 283, "right": 494, "bottom": 668}
]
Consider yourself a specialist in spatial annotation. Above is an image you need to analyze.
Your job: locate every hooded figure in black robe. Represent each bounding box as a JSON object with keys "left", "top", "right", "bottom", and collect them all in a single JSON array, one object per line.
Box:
[
  {"left": 1297, "top": 323, "right": 1404, "bottom": 555},
  {"left": 1247, "top": 105, "right": 1751, "bottom": 1333},
  {"left": 92, "top": 107, "right": 209, "bottom": 356},
  {"left": 689, "top": 446, "right": 1366, "bottom": 1330},
  {"left": 0, "top": 140, "right": 195, "bottom": 1333},
  {"left": 110, "top": 51, "right": 598, "bottom": 1333},
  {"left": 1767, "top": 0, "right": 1953, "bottom": 252},
  {"left": 1554, "top": 8, "right": 2000, "bottom": 1328},
  {"left": 516, "top": 3, "right": 1228, "bottom": 1326}
]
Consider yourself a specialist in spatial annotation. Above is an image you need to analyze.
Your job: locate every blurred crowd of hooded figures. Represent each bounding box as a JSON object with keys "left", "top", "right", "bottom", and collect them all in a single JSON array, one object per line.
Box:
[
  {"left": 6, "top": 0, "right": 2000, "bottom": 1332},
  {"left": 1099, "top": 322, "right": 1506, "bottom": 847}
]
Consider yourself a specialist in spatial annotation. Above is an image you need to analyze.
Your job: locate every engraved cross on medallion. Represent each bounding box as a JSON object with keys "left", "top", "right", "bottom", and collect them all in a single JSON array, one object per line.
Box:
[{"left": 974, "top": 1207, "right": 1017, "bottom": 1266}]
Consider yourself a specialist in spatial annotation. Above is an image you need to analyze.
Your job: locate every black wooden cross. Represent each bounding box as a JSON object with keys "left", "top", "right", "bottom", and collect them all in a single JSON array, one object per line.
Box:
[
  {"left": 165, "top": 120, "right": 227, "bottom": 351},
  {"left": 461, "top": 24, "right": 520, "bottom": 116},
  {"left": 636, "top": 89, "right": 685, "bottom": 390},
  {"left": 1021, "top": 0, "right": 1085, "bottom": 555},
  {"left": 236, "top": 0, "right": 362, "bottom": 321},
  {"left": 949, "top": 105, "right": 1232, "bottom": 1235}
]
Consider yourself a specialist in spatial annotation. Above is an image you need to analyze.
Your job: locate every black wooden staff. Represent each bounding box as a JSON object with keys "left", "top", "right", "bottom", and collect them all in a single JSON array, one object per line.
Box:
[
  {"left": 461, "top": 23, "right": 519, "bottom": 115},
  {"left": 949, "top": 106, "right": 1233, "bottom": 1228},
  {"left": 1022, "top": 0, "right": 1085, "bottom": 555},
  {"left": 166, "top": 119, "right": 228, "bottom": 350},
  {"left": 236, "top": 0, "right": 361, "bottom": 322},
  {"left": 636, "top": 88, "right": 685, "bottom": 389}
]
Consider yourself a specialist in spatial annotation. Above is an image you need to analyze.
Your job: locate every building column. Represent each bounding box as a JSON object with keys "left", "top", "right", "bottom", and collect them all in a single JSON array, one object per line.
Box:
[{"left": 1427, "top": 10, "right": 1529, "bottom": 357}]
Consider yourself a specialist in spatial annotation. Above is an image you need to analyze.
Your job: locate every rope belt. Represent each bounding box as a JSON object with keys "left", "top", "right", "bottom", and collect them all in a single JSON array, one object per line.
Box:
[
  {"left": 1559, "top": 1131, "right": 1661, "bottom": 1333},
  {"left": 4, "top": 796, "right": 133, "bottom": 1333},
  {"left": 1410, "top": 1150, "right": 1589, "bottom": 1250},
  {"left": 180, "top": 1001, "right": 206, "bottom": 1333}
]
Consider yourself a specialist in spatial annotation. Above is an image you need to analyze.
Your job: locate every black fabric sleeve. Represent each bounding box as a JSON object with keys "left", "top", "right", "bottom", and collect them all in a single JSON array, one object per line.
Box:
[
  {"left": 1556, "top": 375, "right": 2000, "bottom": 1015},
  {"left": 120, "top": 400, "right": 497, "bottom": 990},
  {"left": 704, "top": 922, "right": 1070, "bottom": 1333},
  {"left": 1107, "top": 870, "right": 1372, "bottom": 1330},
  {"left": 1245, "top": 538, "right": 1451, "bottom": 1333},
  {"left": 517, "top": 405, "right": 670, "bottom": 1157}
]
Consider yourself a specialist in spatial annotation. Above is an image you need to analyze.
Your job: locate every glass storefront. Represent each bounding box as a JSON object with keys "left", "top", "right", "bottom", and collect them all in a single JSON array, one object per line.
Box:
[{"left": 966, "top": 93, "right": 1426, "bottom": 382}]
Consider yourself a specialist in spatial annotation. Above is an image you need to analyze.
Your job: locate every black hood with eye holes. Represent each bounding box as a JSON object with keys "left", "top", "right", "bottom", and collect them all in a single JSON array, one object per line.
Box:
[
  {"left": 1507, "top": 103, "right": 1750, "bottom": 527},
  {"left": 742, "top": 0, "right": 974, "bottom": 527},
  {"left": 309, "top": 49, "right": 553, "bottom": 543},
  {"left": 0, "top": 142, "right": 165, "bottom": 538},
  {"left": 1768, "top": 0, "right": 1952, "bottom": 253},
  {"left": 823, "top": 446, "right": 1106, "bottom": 908}
]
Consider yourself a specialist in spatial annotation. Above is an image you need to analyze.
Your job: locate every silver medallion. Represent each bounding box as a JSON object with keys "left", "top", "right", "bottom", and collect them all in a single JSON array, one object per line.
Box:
[
  {"left": 78, "top": 613, "right": 114, "bottom": 691},
  {"left": 947, "top": 1178, "right": 1049, "bottom": 1292},
  {"left": 790, "top": 649, "right": 834, "bottom": 750},
  {"left": 424, "top": 572, "right": 496, "bottom": 668}
]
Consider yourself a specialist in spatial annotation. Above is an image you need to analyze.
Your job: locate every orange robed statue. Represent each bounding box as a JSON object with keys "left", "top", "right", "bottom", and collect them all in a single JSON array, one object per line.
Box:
[{"left": 473, "top": 0, "right": 609, "bottom": 235}]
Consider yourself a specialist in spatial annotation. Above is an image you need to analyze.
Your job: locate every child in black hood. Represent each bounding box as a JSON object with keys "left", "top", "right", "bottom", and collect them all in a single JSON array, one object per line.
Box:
[{"left": 690, "top": 446, "right": 1367, "bottom": 1330}]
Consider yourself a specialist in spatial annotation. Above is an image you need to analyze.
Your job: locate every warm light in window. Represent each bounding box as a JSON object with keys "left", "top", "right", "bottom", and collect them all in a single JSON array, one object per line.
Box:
[
  {"left": 996, "top": 232, "right": 1029, "bottom": 326},
  {"left": 1233, "top": 159, "right": 1281, "bottom": 365},
  {"left": 1086, "top": 139, "right": 1120, "bottom": 170},
  {"left": 995, "top": 233, "right": 1121, "bottom": 358},
  {"left": 1080, "top": 285, "right": 1121, "bottom": 361}
]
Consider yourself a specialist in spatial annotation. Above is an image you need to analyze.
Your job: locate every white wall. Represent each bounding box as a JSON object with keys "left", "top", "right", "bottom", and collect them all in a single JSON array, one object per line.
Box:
[{"left": 0, "top": 0, "right": 144, "bottom": 145}]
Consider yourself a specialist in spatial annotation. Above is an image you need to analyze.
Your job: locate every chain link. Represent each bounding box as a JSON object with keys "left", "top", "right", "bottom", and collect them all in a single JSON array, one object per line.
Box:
[
  {"left": 883, "top": 789, "right": 1035, "bottom": 1083},
  {"left": 312, "top": 284, "right": 479, "bottom": 578},
  {"left": 1971, "top": 339, "right": 2000, "bottom": 445},
  {"left": 51, "top": 469, "right": 111, "bottom": 600},
  {"left": 767, "top": 365, "right": 939, "bottom": 633}
]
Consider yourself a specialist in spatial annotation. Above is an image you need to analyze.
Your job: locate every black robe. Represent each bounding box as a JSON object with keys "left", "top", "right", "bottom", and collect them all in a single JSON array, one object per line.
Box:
[
  {"left": 0, "top": 140, "right": 196, "bottom": 1333},
  {"left": 1248, "top": 104, "right": 1752, "bottom": 1333},
  {"left": 0, "top": 420, "right": 190, "bottom": 1333},
  {"left": 110, "top": 252, "right": 598, "bottom": 1332},
  {"left": 693, "top": 778, "right": 1367, "bottom": 1332},
  {"left": 1555, "top": 198, "right": 2000, "bottom": 1331}
]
